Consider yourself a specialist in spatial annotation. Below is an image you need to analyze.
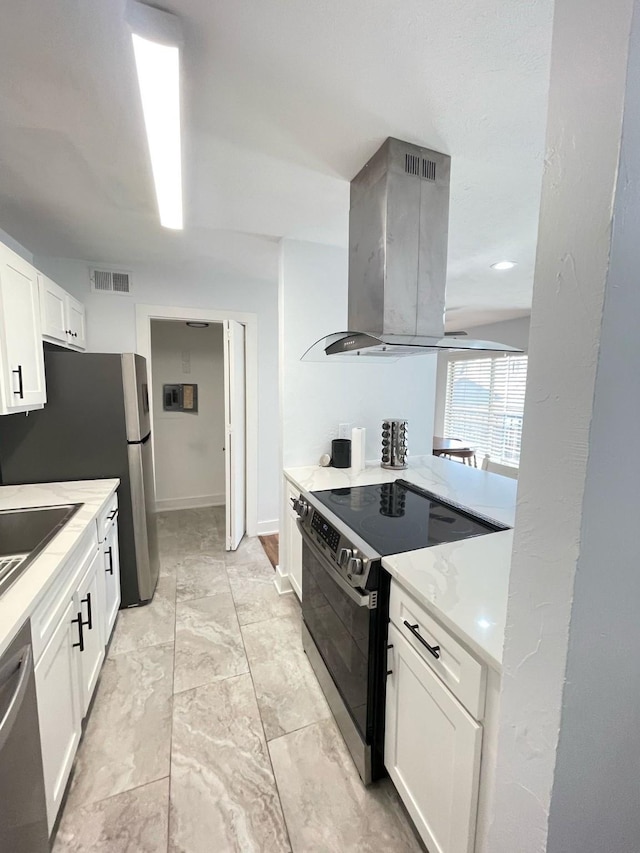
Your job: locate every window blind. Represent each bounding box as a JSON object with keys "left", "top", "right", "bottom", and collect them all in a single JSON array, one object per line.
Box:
[{"left": 443, "top": 354, "right": 528, "bottom": 467}]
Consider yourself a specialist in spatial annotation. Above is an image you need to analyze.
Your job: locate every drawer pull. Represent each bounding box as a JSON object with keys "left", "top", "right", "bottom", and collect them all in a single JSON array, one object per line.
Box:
[
  {"left": 12, "top": 365, "right": 24, "bottom": 399},
  {"left": 80, "top": 593, "right": 93, "bottom": 630},
  {"left": 403, "top": 620, "right": 441, "bottom": 659},
  {"left": 107, "top": 509, "right": 118, "bottom": 521},
  {"left": 71, "top": 612, "right": 84, "bottom": 652}
]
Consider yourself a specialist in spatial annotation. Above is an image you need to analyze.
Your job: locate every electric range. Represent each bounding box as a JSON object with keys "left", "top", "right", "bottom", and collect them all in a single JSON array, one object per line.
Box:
[{"left": 293, "top": 478, "right": 508, "bottom": 784}]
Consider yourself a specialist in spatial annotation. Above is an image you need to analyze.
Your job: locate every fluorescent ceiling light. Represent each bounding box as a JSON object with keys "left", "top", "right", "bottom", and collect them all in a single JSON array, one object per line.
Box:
[
  {"left": 129, "top": 3, "right": 183, "bottom": 230},
  {"left": 490, "top": 260, "right": 517, "bottom": 270}
]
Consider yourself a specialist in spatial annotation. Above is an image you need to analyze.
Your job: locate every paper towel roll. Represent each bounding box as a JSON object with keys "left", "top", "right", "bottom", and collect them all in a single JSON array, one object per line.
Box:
[{"left": 351, "top": 427, "right": 366, "bottom": 474}]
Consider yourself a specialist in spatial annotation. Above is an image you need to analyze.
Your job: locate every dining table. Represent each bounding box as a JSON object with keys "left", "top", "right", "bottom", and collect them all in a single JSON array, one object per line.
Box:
[{"left": 432, "top": 436, "right": 477, "bottom": 465}]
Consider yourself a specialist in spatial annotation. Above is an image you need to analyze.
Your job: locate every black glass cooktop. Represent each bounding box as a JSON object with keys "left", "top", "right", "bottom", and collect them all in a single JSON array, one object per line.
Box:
[{"left": 311, "top": 479, "right": 508, "bottom": 557}]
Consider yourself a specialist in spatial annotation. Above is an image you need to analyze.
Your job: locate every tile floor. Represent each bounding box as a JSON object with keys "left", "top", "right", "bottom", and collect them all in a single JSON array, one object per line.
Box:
[{"left": 53, "top": 507, "right": 422, "bottom": 853}]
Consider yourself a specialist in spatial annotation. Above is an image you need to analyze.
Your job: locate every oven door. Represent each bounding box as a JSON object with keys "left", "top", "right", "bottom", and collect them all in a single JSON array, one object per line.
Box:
[{"left": 300, "top": 524, "right": 374, "bottom": 743}]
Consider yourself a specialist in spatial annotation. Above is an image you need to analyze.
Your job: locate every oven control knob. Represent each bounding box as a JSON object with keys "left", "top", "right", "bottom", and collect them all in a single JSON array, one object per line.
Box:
[
  {"left": 348, "top": 556, "right": 364, "bottom": 575},
  {"left": 338, "top": 547, "right": 354, "bottom": 567},
  {"left": 293, "top": 498, "right": 310, "bottom": 519}
]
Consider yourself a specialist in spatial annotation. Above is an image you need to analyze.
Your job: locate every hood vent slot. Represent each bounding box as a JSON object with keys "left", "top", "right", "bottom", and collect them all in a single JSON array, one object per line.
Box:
[
  {"left": 405, "top": 152, "right": 420, "bottom": 176},
  {"left": 91, "top": 268, "right": 132, "bottom": 295},
  {"left": 422, "top": 158, "right": 436, "bottom": 181}
]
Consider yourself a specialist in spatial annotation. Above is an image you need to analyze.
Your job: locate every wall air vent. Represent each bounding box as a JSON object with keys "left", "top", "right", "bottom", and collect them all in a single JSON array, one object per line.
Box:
[
  {"left": 404, "top": 153, "right": 420, "bottom": 176},
  {"left": 421, "top": 158, "right": 436, "bottom": 181},
  {"left": 90, "top": 268, "right": 132, "bottom": 295}
]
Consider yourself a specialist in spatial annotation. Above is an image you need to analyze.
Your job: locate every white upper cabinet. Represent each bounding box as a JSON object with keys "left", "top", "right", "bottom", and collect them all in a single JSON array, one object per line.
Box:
[
  {"left": 39, "top": 273, "right": 86, "bottom": 351},
  {"left": 0, "top": 243, "right": 46, "bottom": 413}
]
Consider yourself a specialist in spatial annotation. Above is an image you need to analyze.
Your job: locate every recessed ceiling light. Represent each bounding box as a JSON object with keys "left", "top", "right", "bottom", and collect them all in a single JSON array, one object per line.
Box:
[
  {"left": 490, "top": 260, "right": 517, "bottom": 270},
  {"left": 128, "top": 3, "right": 183, "bottom": 230}
]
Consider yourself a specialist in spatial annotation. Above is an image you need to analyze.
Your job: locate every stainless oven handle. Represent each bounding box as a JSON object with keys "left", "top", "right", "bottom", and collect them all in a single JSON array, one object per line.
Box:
[{"left": 297, "top": 520, "right": 376, "bottom": 609}]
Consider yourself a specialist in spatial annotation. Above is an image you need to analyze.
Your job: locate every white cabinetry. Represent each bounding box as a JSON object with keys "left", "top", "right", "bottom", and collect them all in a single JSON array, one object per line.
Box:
[
  {"left": 75, "top": 549, "right": 105, "bottom": 716},
  {"left": 0, "top": 243, "right": 46, "bottom": 413},
  {"left": 281, "top": 477, "right": 302, "bottom": 599},
  {"left": 34, "top": 599, "right": 82, "bottom": 832},
  {"left": 99, "top": 495, "right": 121, "bottom": 641},
  {"left": 39, "top": 274, "right": 86, "bottom": 350},
  {"left": 32, "top": 489, "right": 118, "bottom": 833},
  {"left": 385, "top": 582, "right": 484, "bottom": 853}
]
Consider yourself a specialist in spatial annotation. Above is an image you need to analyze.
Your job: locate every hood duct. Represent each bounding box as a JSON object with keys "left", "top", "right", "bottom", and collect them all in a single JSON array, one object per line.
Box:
[{"left": 302, "top": 137, "right": 521, "bottom": 362}]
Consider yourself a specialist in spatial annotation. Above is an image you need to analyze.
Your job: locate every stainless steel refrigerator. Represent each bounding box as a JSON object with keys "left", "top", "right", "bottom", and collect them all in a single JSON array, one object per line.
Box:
[{"left": 0, "top": 351, "right": 160, "bottom": 607}]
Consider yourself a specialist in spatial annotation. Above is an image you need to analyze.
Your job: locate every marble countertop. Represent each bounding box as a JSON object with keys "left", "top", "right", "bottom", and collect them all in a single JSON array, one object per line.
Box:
[
  {"left": 0, "top": 479, "right": 119, "bottom": 657},
  {"left": 284, "top": 456, "right": 517, "bottom": 670}
]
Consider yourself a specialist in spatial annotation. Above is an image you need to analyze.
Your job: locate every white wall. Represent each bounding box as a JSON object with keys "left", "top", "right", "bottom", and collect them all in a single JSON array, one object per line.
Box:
[
  {"left": 489, "top": 0, "right": 638, "bottom": 850},
  {"left": 150, "top": 320, "right": 225, "bottom": 510},
  {"left": 279, "top": 239, "right": 437, "bottom": 469},
  {"left": 433, "top": 315, "right": 531, "bottom": 436},
  {"left": 34, "top": 255, "right": 280, "bottom": 528}
]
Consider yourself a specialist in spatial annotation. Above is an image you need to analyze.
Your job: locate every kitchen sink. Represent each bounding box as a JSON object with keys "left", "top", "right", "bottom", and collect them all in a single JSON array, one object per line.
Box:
[{"left": 0, "top": 504, "right": 82, "bottom": 596}]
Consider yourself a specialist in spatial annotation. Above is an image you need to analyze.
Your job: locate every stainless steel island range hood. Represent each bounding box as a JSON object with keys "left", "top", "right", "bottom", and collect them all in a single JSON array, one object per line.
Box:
[{"left": 302, "top": 138, "right": 521, "bottom": 361}]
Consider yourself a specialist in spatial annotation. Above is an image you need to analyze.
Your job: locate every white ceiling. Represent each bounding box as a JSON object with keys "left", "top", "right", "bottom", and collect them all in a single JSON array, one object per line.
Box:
[{"left": 0, "top": 0, "right": 553, "bottom": 326}]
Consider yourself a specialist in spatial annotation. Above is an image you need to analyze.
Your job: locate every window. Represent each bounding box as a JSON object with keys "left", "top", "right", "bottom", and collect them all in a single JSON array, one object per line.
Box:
[{"left": 443, "top": 354, "right": 528, "bottom": 467}]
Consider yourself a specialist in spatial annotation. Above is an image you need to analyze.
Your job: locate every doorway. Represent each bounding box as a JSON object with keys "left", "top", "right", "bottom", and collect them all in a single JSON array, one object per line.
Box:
[{"left": 137, "top": 305, "right": 254, "bottom": 550}]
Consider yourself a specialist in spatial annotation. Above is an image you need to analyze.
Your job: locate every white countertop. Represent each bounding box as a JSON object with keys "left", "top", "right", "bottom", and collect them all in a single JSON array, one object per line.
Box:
[
  {"left": 0, "top": 479, "right": 119, "bottom": 656},
  {"left": 285, "top": 456, "right": 517, "bottom": 670}
]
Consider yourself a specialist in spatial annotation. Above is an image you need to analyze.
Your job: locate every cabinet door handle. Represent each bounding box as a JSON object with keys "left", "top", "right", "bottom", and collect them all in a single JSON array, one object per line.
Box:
[
  {"left": 81, "top": 593, "right": 93, "bottom": 630},
  {"left": 12, "top": 365, "right": 23, "bottom": 399},
  {"left": 72, "top": 612, "right": 84, "bottom": 652},
  {"left": 105, "top": 546, "right": 114, "bottom": 576},
  {"left": 403, "top": 620, "right": 441, "bottom": 659}
]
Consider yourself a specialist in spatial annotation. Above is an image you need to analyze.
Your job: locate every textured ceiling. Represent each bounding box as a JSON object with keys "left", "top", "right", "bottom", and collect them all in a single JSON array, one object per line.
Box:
[{"left": 0, "top": 0, "right": 553, "bottom": 325}]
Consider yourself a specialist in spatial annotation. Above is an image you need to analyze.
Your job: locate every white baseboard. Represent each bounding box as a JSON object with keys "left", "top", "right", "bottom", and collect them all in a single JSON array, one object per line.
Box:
[
  {"left": 257, "top": 518, "right": 279, "bottom": 536},
  {"left": 156, "top": 493, "right": 225, "bottom": 511}
]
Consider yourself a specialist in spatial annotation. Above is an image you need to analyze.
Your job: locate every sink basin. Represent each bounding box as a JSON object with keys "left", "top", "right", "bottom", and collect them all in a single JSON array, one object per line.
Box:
[{"left": 0, "top": 504, "right": 82, "bottom": 596}]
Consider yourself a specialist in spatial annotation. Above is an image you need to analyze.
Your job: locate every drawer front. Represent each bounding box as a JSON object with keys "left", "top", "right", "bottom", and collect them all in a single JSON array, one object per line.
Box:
[
  {"left": 389, "top": 580, "right": 486, "bottom": 720},
  {"left": 31, "top": 527, "right": 99, "bottom": 662},
  {"left": 96, "top": 491, "right": 118, "bottom": 543}
]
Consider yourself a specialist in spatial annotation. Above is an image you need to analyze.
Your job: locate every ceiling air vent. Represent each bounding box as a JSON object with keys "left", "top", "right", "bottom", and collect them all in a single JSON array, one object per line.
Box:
[
  {"left": 421, "top": 158, "right": 436, "bottom": 181},
  {"left": 404, "top": 153, "right": 420, "bottom": 176},
  {"left": 90, "top": 268, "right": 132, "bottom": 295}
]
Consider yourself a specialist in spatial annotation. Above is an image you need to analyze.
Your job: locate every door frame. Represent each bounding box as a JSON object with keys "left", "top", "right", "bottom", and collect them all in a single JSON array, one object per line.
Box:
[{"left": 135, "top": 304, "right": 258, "bottom": 537}]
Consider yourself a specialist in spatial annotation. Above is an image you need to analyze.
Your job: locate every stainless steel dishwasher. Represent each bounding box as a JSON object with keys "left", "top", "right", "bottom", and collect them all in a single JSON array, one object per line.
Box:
[{"left": 0, "top": 620, "right": 49, "bottom": 852}]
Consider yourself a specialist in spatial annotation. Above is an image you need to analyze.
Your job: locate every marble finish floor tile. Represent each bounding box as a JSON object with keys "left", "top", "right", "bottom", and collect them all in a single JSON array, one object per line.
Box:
[
  {"left": 176, "top": 553, "right": 229, "bottom": 602},
  {"left": 227, "top": 560, "right": 299, "bottom": 626},
  {"left": 170, "top": 674, "right": 290, "bottom": 853},
  {"left": 224, "top": 535, "right": 273, "bottom": 567},
  {"left": 109, "top": 574, "right": 176, "bottom": 656},
  {"left": 54, "top": 778, "right": 169, "bottom": 853},
  {"left": 241, "top": 613, "right": 331, "bottom": 741},
  {"left": 269, "top": 718, "right": 422, "bottom": 853},
  {"left": 67, "top": 644, "right": 174, "bottom": 807},
  {"left": 174, "top": 593, "right": 248, "bottom": 693}
]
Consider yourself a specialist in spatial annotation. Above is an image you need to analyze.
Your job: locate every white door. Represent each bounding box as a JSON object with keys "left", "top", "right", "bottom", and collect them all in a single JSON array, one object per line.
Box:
[
  {"left": 35, "top": 598, "right": 83, "bottom": 832},
  {"left": 224, "top": 319, "right": 246, "bottom": 551},
  {"left": 67, "top": 295, "right": 86, "bottom": 350},
  {"left": 39, "top": 274, "right": 68, "bottom": 344},
  {"left": 103, "top": 519, "right": 121, "bottom": 640},
  {"left": 75, "top": 550, "right": 105, "bottom": 716},
  {"left": 0, "top": 245, "right": 46, "bottom": 412},
  {"left": 385, "top": 623, "right": 483, "bottom": 853}
]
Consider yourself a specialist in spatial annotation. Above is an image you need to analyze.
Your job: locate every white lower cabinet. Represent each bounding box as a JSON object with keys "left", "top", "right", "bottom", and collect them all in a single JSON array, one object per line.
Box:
[
  {"left": 103, "top": 518, "right": 121, "bottom": 640},
  {"left": 282, "top": 477, "right": 303, "bottom": 599},
  {"left": 75, "top": 549, "right": 105, "bottom": 716},
  {"left": 34, "top": 599, "right": 83, "bottom": 833},
  {"left": 385, "top": 620, "right": 483, "bottom": 853},
  {"left": 32, "top": 490, "right": 118, "bottom": 835}
]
